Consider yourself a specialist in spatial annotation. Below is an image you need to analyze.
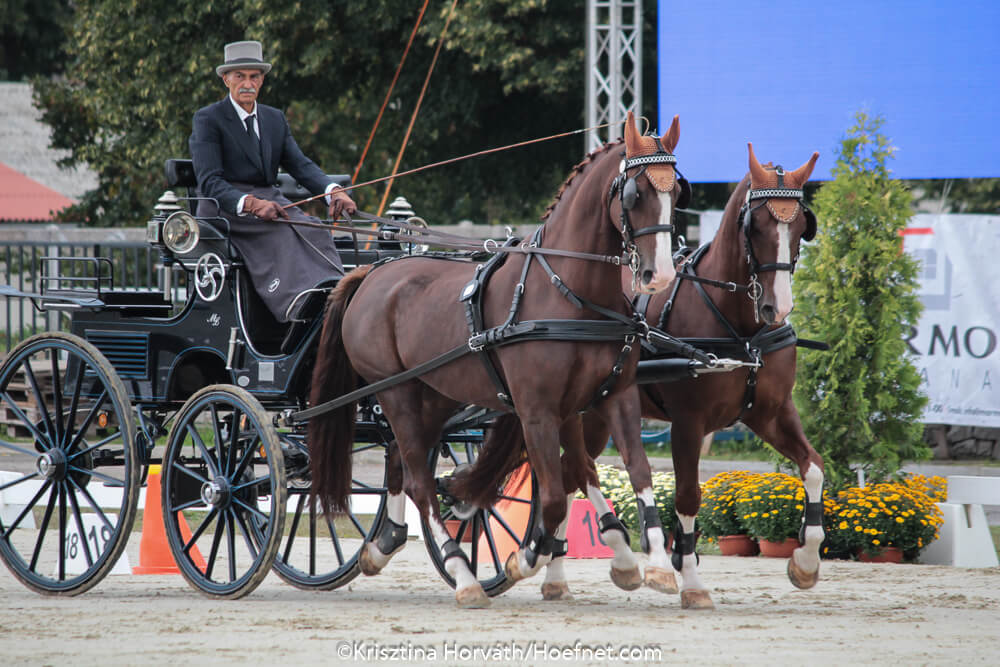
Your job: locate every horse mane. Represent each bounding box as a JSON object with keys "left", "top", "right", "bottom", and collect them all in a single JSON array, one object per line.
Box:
[{"left": 540, "top": 139, "right": 623, "bottom": 221}]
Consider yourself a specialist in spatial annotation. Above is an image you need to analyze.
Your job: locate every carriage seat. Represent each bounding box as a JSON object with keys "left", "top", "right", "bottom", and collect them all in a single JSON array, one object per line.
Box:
[
  {"left": 163, "top": 158, "right": 351, "bottom": 206},
  {"left": 235, "top": 270, "right": 334, "bottom": 356}
]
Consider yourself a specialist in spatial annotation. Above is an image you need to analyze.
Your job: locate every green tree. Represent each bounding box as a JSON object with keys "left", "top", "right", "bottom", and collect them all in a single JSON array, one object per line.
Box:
[
  {"left": 0, "top": 0, "right": 72, "bottom": 79},
  {"left": 34, "top": 0, "right": 659, "bottom": 227},
  {"left": 792, "top": 111, "right": 930, "bottom": 489}
]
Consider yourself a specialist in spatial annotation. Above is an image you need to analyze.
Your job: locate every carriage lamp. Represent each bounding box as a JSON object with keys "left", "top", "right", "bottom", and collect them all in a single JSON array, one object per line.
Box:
[
  {"left": 162, "top": 211, "right": 201, "bottom": 255},
  {"left": 97, "top": 412, "right": 109, "bottom": 429}
]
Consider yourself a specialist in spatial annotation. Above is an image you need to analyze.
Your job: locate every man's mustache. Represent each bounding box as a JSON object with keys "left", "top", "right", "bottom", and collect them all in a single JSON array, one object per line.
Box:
[{"left": 238, "top": 87, "right": 257, "bottom": 94}]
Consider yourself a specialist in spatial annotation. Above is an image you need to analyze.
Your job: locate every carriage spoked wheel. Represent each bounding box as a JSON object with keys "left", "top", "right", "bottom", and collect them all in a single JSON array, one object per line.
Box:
[
  {"left": 422, "top": 438, "right": 539, "bottom": 597},
  {"left": 161, "top": 385, "right": 286, "bottom": 599},
  {"left": 271, "top": 435, "right": 389, "bottom": 590},
  {"left": 0, "top": 333, "right": 139, "bottom": 595}
]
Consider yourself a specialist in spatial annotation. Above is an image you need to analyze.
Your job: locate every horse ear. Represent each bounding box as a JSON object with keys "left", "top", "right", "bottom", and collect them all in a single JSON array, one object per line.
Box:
[
  {"left": 747, "top": 143, "right": 768, "bottom": 188},
  {"left": 661, "top": 115, "right": 680, "bottom": 153},
  {"left": 624, "top": 110, "right": 641, "bottom": 156},
  {"left": 788, "top": 151, "right": 820, "bottom": 187}
]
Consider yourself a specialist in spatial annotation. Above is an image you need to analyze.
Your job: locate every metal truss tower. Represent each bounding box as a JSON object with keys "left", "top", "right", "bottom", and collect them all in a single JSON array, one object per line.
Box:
[{"left": 585, "top": 0, "right": 642, "bottom": 152}]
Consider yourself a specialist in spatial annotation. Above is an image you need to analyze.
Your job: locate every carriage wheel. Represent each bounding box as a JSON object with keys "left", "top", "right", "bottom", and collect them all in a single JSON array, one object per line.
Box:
[
  {"left": 271, "top": 434, "right": 389, "bottom": 590},
  {"left": 161, "top": 385, "right": 285, "bottom": 599},
  {"left": 422, "top": 437, "right": 539, "bottom": 597},
  {"left": 0, "top": 333, "right": 139, "bottom": 595}
]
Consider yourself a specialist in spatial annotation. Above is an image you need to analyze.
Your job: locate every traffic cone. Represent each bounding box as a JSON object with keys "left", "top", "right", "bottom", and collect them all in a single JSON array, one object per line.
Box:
[
  {"left": 133, "top": 465, "right": 206, "bottom": 574},
  {"left": 477, "top": 463, "right": 533, "bottom": 564}
]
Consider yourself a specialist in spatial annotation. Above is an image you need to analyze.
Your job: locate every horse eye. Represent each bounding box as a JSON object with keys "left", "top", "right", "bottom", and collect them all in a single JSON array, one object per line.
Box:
[{"left": 622, "top": 177, "right": 638, "bottom": 209}]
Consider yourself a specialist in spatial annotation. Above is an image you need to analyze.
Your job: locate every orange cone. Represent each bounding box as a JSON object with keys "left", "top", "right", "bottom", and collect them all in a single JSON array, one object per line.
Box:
[
  {"left": 133, "top": 465, "right": 206, "bottom": 574},
  {"left": 478, "top": 463, "right": 533, "bottom": 564}
]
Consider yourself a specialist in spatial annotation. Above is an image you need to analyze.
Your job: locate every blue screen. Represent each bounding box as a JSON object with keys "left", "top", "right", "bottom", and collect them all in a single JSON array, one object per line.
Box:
[{"left": 657, "top": 1, "right": 1000, "bottom": 181}]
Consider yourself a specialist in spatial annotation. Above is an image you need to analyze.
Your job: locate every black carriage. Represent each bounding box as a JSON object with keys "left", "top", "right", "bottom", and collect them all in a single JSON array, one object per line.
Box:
[{"left": 0, "top": 162, "right": 538, "bottom": 598}]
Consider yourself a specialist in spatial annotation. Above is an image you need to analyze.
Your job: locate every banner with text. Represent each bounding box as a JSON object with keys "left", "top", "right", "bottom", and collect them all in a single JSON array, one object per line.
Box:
[{"left": 903, "top": 214, "right": 1000, "bottom": 427}]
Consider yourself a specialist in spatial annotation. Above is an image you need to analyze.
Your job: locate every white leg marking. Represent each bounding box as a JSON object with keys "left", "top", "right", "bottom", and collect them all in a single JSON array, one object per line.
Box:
[
  {"left": 675, "top": 512, "right": 705, "bottom": 591},
  {"left": 386, "top": 491, "right": 406, "bottom": 526},
  {"left": 793, "top": 462, "right": 825, "bottom": 573},
  {"left": 638, "top": 488, "right": 670, "bottom": 569},
  {"left": 365, "top": 492, "right": 407, "bottom": 568},
  {"left": 543, "top": 494, "right": 575, "bottom": 586},
  {"left": 428, "top": 516, "right": 479, "bottom": 591},
  {"left": 586, "top": 484, "right": 638, "bottom": 571},
  {"left": 774, "top": 222, "right": 794, "bottom": 321}
]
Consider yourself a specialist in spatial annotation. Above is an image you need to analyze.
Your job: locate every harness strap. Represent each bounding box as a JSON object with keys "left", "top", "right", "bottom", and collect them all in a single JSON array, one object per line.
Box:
[{"left": 464, "top": 237, "right": 520, "bottom": 407}]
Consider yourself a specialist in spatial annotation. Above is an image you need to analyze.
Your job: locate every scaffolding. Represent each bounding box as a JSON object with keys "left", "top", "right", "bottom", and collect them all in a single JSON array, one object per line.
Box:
[{"left": 585, "top": 0, "right": 643, "bottom": 152}]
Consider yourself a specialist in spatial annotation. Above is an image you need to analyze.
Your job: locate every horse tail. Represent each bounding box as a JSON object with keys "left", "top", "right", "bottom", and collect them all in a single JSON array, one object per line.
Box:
[
  {"left": 450, "top": 413, "right": 527, "bottom": 509},
  {"left": 309, "top": 266, "right": 372, "bottom": 514}
]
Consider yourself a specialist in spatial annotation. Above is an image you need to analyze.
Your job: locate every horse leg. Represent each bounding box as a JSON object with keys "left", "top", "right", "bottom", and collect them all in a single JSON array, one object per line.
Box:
[
  {"left": 368, "top": 390, "right": 490, "bottom": 608},
  {"left": 746, "top": 398, "right": 825, "bottom": 589},
  {"left": 504, "top": 412, "right": 566, "bottom": 585},
  {"left": 594, "top": 390, "right": 677, "bottom": 594},
  {"left": 540, "top": 493, "right": 576, "bottom": 601},
  {"left": 358, "top": 440, "right": 409, "bottom": 575},
  {"left": 670, "top": 421, "right": 714, "bottom": 610}
]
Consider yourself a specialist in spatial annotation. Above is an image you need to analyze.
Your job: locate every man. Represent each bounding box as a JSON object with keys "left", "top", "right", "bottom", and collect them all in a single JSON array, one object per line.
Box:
[{"left": 189, "top": 40, "right": 356, "bottom": 324}]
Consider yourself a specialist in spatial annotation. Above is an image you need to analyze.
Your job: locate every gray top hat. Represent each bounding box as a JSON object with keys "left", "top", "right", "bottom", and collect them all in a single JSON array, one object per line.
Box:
[{"left": 216, "top": 41, "right": 272, "bottom": 76}]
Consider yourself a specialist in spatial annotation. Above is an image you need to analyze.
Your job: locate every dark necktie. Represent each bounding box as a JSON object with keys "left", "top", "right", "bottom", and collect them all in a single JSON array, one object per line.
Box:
[{"left": 245, "top": 114, "right": 264, "bottom": 166}]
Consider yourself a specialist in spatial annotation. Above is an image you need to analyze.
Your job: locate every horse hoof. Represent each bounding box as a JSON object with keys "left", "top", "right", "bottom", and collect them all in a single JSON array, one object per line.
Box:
[
  {"left": 358, "top": 544, "right": 382, "bottom": 576},
  {"left": 541, "top": 582, "right": 574, "bottom": 601},
  {"left": 680, "top": 589, "right": 714, "bottom": 610},
  {"left": 787, "top": 557, "right": 820, "bottom": 590},
  {"left": 504, "top": 552, "right": 525, "bottom": 582},
  {"left": 609, "top": 566, "right": 642, "bottom": 591},
  {"left": 456, "top": 585, "right": 491, "bottom": 608},
  {"left": 644, "top": 566, "right": 679, "bottom": 594}
]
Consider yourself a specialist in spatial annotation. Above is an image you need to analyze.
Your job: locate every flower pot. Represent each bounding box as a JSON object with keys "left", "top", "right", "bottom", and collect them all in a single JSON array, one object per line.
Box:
[
  {"left": 757, "top": 537, "right": 801, "bottom": 558},
  {"left": 444, "top": 519, "right": 474, "bottom": 543},
  {"left": 856, "top": 546, "right": 904, "bottom": 563},
  {"left": 717, "top": 534, "right": 760, "bottom": 557}
]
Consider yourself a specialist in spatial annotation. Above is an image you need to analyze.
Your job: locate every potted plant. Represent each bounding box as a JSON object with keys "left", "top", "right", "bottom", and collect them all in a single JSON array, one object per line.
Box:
[
  {"left": 697, "top": 471, "right": 759, "bottom": 555},
  {"left": 824, "top": 478, "right": 944, "bottom": 562},
  {"left": 735, "top": 472, "right": 806, "bottom": 557}
]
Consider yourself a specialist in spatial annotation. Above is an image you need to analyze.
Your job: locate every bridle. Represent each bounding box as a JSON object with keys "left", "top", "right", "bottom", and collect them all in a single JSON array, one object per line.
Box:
[
  {"left": 608, "top": 139, "right": 691, "bottom": 287},
  {"left": 737, "top": 165, "right": 817, "bottom": 320}
]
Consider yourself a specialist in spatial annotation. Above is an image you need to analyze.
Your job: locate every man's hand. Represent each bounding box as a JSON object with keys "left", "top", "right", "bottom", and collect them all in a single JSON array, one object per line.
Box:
[
  {"left": 244, "top": 195, "right": 288, "bottom": 220},
  {"left": 328, "top": 188, "right": 357, "bottom": 220}
]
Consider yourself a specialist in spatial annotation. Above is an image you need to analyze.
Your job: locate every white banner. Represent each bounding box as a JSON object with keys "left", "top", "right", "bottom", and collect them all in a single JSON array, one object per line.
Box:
[{"left": 903, "top": 214, "right": 1000, "bottom": 427}]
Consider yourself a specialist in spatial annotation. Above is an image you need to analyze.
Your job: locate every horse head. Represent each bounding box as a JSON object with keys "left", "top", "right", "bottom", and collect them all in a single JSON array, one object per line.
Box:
[
  {"left": 615, "top": 111, "right": 689, "bottom": 293},
  {"left": 742, "top": 143, "right": 819, "bottom": 324}
]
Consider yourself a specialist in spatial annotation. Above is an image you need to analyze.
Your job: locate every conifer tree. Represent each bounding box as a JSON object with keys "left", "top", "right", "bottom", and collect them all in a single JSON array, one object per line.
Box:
[{"left": 792, "top": 112, "right": 929, "bottom": 488}]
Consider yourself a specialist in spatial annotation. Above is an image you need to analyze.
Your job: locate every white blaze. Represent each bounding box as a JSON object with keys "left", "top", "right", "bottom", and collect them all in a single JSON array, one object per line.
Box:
[
  {"left": 643, "top": 192, "right": 676, "bottom": 292},
  {"left": 774, "top": 222, "right": 794, "bottom": 321}
]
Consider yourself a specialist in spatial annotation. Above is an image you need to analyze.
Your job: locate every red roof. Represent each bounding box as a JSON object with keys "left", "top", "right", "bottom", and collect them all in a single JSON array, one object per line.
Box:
[{"left": 0, "top": 161, "right": 76, "bottom": 221}]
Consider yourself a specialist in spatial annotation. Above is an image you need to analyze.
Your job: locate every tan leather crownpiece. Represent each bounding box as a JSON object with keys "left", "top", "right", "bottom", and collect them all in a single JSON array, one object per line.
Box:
[
  {"left": 747, "top": 143, "right": 819, "bottom": 221},
  {"left": 748, "top": 143, "right": 820, "bottom": 190},
  {"left": 623, "top": 111, "right": 678, "bottom": 193}
]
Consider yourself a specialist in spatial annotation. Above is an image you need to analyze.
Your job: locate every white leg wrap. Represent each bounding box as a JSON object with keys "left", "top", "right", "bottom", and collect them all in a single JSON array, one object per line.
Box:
[
  {"left": 638, "top": 488, "right": 670, "bottom": 570},
  {"left": 543, "top": 494, "right": 574, "bottom": 585},
  {"left": 675, "top": 513, "right": 705, "bottom": 591},
  {"left": 793, "top": 463, "right": 825, "bottom": 573},
  {"left": 365, "top": 492, "right": 408, "bottom": 569},
  {"left": 428, "top": 517, "right": 478, "bottom": 591},
  {"left": 587, "top": 484, "right": 638, "bottom": 571}
]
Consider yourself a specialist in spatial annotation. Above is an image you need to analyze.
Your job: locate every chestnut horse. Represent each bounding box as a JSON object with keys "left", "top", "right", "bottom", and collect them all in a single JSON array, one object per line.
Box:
[
  {"left": 557, "top": 145, "right": 826, "bottom": 609},
  {"left": 308, "top": 113, "right": 687, "bottom": 607}
]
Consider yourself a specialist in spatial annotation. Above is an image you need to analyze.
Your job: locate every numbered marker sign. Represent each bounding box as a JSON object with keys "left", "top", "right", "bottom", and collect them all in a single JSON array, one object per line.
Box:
[
  {"left": 565, "top": 498, "right": 616, "bottom": 559},
  {"left": 54, "top": 513, "right": 131, "bottom": 576}
]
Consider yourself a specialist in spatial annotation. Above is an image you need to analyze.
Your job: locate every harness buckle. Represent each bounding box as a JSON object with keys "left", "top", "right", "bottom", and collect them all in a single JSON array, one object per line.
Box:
[
  {"left": 468, "top": 334, "right": 485, "bottom": 352},
  {"left": 483, "top": 238, "right": 499, "bottom": 253}
]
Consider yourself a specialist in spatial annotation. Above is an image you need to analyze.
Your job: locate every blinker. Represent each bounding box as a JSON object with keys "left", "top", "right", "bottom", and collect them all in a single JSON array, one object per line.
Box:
[{"left": 622, "top": 177, "right": 638, "bottom": 210}]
